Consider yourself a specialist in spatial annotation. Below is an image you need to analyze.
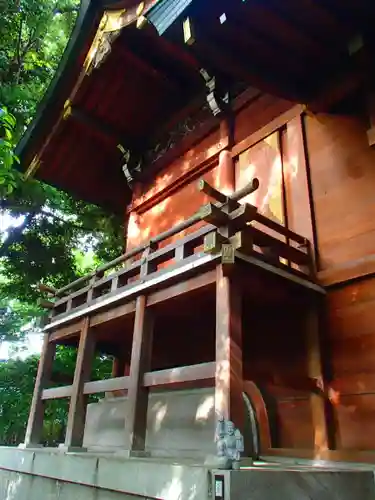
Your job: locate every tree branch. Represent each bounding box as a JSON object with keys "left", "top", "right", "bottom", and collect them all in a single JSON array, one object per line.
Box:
[
  {"left": 15, "top": 16, "right": 24, "bottom": 84},
  {"left": 0, "top": 212, "right": 37, "bottom": 258},
  {"left": 53, "top": 6, "right": 79, "bottom": 14}
]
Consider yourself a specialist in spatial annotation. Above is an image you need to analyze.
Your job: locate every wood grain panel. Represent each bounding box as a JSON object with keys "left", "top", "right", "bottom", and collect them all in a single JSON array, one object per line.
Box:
[
  {"left": 276, "top": 399, "right": 314, "bottom": 449},
  {"left": 243, "top": 305, "right": 309, "bottom": 399},
  {"left": 326, "top": 278, "right": 375, "bottom": 394},
  {"left": 282, "top": 116, "right": 314, "bottom": 247},
  {"left": 334, "top": 395, "right": 375, "bottom": 450},
  {"left": 126, "top": 158, "right": 233, "bottom": 252},
  {"left": 305, "top": 112, "right": 375, "bottom": 270},
  {"left": 235, "top": 94, "right": 292, "bottom": 144}
]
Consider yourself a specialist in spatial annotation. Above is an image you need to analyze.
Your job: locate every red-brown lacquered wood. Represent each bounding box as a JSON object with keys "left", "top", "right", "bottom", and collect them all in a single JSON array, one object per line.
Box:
[
  {"left": 64, "top": 317, "right": 95, "bottom": 449},
  {"left": 125, "top": 295, "right": 154, "bottom": 452},
  {"left": 215, "top": 265, "right": 244, "bottom": 432},
  {"left": 23, "top": 333, "right": 56, "bottom": 447}
]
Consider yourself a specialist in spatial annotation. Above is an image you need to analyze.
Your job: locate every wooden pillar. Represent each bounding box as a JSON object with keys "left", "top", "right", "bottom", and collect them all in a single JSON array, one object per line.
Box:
[
  {"left": 108, "top": 352, "right": 130, "bottom": 398},
  {"left": 21, "top": 334, "right": 56, "bottom": 448},
  {"left": 63, "top": 317, "right": 95, "bottom": 450},
  {"left": 306, "top": 298, "right": 329, "bottom": 454},
  {"left": 125, "top": 295, "right": 154, "bottom": 455},
  {"left": 215, "top": 265, "right": 244, "bottom": 431}
]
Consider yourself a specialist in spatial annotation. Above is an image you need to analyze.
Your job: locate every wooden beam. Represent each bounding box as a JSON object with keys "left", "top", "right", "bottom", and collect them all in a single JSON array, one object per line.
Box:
[
  {"left": 68, "top": 106, "right": 136, "bottom": 150},
  {"left": 115, "top": 42, "right": 181, "bottom": 94},
  {"left": 41, "top": 385, "right": 72, "bottom": 400},
  {"left": 147, "top": 269, "right": 216, "bottom": 307},
  {"left": 63, "top": 317, "right": 95, "bottom": 450},
  {"left": 215, "top": 265, "right": 244, "bottom": 432},
  {"left": 83, "top": 376, "right": 129, "bottom": 395},
  {"left": 198, "top": 179, "right": 228, "bottom": 204},
  {"left": 232, "top": 105, "right": 304, "bottom": 158},
  {"left": 125, "top": 295, "right": 154, "bottom": 454},
  {"left": 305, "top": 299, "right": 329, "bottom": 454},
  {"left": 22, "top": 334, "right": 56, "bottom": 447},
  {"left": 38, "top": 283, "right": 58, "bottom": 295},
  {"left": 48, "top": 301, "right": 136, "bottom": 343},
  {"left": 143, "top": 362, "right": 216, "bottom": 387},
  {"left": 307, "top": 70, "right": 363, "bottom": 113},
  {"left": 318, "top": 254, "right": 375, "bottom": 287},
  {"left": 49, "top": 321, "right": 81, "bottom": 343},
  {"left": 193, "top": 29, "right": 300, "bottom": 101}
]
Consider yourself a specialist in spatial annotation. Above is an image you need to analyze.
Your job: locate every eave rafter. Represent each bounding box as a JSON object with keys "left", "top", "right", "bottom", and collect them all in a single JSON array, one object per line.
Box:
[
  {"left": 24, "top": 1, "right": 158, "bottom": 180},
  {"left": 62, "top": 102, "right": 133, "bottom": 149}
]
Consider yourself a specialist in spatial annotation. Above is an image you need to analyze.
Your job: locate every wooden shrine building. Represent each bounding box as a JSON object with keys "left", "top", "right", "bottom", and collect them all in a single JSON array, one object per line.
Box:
[{"left": 15, "top": 0, "right": 375, "bottom": 463}]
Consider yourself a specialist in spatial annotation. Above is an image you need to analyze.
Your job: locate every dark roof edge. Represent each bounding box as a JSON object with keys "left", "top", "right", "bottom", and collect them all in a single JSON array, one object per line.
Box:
[{"left": 15, "top": 0, "right": 139, "bottom": 168}]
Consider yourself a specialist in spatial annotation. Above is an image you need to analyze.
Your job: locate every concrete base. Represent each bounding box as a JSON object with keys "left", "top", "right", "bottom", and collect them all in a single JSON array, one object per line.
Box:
[
  {"left": 218, "top": 468, "right": 375, "bottom": 500},
  {"left": 18, "top": 443, "right": 43, "bottom": 449},
  {"left": 0, "top": 447, "right": 374, "bottom": 500},
  {"left": 58, "top": 444, "right": 88, "bottom": 453}
]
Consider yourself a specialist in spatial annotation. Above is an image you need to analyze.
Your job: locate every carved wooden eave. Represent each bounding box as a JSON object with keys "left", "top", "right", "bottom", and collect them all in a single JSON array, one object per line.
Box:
[
  {"left": 16, "top": 0, "right": 375, "bottom": 212},
  {"left": 24, "top": 2, "right": 157, "bottom": 182}
]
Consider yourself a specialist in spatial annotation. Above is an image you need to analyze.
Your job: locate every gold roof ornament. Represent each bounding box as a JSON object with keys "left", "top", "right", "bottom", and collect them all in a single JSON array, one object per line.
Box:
[
  {"left": 24, "top": 155, "right": 41, "bottom": 180},
  {"left": 83, "top": 2, "right": 155, "bottom": 73},
  {"left": 136, "top": 2, "right": 145, "bottom": 16},
  {"left": 62, "top": 100, "right": 72, "bottom": 120},
  {"left": 83, "top": 9, "right": 127, "bottom": 74}
]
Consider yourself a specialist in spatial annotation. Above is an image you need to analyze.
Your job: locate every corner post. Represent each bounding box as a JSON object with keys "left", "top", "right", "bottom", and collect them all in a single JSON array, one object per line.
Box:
[
  {"left": 21, "top": 333, "right": 56, "bottom": 448},
  {"left": 306, "top": 297, "right": 329, "bottom": 454},
  {"left": 215, "top": 264, "right": 244, "bottom": 432},
  {"left": 125, "top": 295, "right": 154, "bottom": 455},
  {"left": 63, "top": 316, "right": 95, "bottom": 451}
]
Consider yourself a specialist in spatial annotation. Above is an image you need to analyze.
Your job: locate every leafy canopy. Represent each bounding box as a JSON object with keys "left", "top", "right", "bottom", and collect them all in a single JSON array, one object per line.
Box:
[
  {"left": 0, "top": 346, "right": 112, "bottom": 446},
  {"left": 0, "top": 0, "right": 124, "bottom": 343}
]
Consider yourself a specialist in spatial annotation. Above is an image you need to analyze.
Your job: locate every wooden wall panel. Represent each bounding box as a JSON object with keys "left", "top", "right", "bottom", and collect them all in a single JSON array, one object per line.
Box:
[
  {"left": 126, "top": 94, "right": 301, "bottom": 254},
  {"left": 235, "top": 131, "right": 285, "bottom": 225},
  {"left": 334, "top": 395, "right": 375, "bottom": 451},
  {"left": 282, "top": 116, "right": 314, "bottom": 245},
  {"left": 242, "top": 304, "right": 314, "bottom": 449},
  {"left": 126, "top": 161, "right": 230, "bottom": 251},
  {"left": 276, "top": 399, "right": 314, "bottom": 449},
  {"left": 305, "top": 112, "right": 375, "bottom": 270},
  {"left": 235, "top": 94, "right": 292, "bottom": 144},
  {"left": 327, "top": 277, "right": 375, "bottom": 395},
  {"left": 131, "top": 128, "right": 227, "bottom": 211},
  {"left": 305, "top": 109, "right": 375, "bottom": 453}
]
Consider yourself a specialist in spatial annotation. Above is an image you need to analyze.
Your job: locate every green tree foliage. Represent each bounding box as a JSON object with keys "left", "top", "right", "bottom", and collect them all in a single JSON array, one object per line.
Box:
[
  {"left": 0, "top": 347, "right": 112, "bottom": 446},
  {"left": 0, "top": 0, "right": 124, "bottom": 342},
  {"left": 0, "top": 0, "right": 121, "bottom": 447}
]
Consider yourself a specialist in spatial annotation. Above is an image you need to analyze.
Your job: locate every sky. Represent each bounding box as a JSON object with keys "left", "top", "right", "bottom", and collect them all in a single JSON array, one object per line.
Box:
[
  {"left": 0, "top": 333, "right": 43, "bottom": 360},
  {"left": 1, "top": 212, "right": 43, "bottom": 360}
]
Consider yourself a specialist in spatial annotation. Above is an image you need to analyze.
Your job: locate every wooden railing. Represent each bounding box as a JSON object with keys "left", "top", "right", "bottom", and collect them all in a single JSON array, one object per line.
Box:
[
  {"left": 41, "top": 362, "right": 216, "bottom": 401},
  {"left": 39, "top": 178, "right": 314, "bottom": 323}
]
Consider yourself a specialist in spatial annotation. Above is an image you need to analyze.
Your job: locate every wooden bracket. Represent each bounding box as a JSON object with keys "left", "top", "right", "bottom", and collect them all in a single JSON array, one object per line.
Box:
[
  {"left": 38, "top": 283, "right": 57, "bottom": 296},
  {"left": 38, "top": 299, "right": 55, "bottom": 310},
  {"left": 197, "top": 179, "right": 228, "bottom": 204},
  {"left": 228, "top": 203, "right": 257, "bottom": 230},
  {"left": 221, "top": 244, "right": 235, "bottom": 275},
  {"left": 199, "top": 203, "right": 229, "bottom": 226},
  {"left": 204, "top": 231, "right": 227, "bottom": 254},
  {"left": 230, "top": 230, "right": 253, "bottom": 254}
]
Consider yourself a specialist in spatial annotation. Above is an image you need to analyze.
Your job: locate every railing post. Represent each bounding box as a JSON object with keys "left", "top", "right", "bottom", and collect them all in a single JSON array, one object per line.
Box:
[
  {"left": 215, "top": 265, "right": 244, "bottom": 432},
  {"left": 124, "top": 295, "right": 154, "bottom": 456},
  {"left": 62, "top": 316, "right": 95, "bottom": 451},
  {"left": 20, "top": 333, "right": 56, "bottom": 448}
]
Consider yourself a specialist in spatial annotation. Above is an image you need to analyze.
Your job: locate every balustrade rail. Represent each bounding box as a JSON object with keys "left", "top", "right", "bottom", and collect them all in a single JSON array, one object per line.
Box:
[{"left": 39, "top": 178, "right": 314, "bottom": 323}]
